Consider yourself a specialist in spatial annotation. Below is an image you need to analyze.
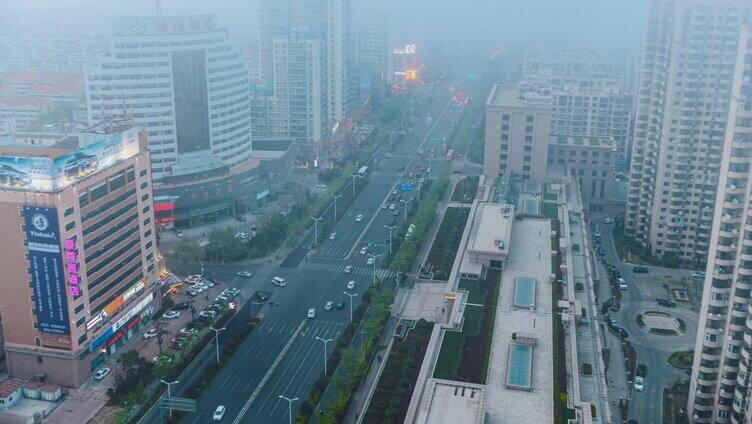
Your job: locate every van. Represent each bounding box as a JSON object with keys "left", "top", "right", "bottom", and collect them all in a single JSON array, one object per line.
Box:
[{"left": 272, "top": 276, "right": 287, "bottom": 287}]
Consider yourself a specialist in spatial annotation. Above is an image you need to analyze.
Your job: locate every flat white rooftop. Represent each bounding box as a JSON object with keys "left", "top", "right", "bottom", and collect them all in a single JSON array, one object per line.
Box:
[
  {"left": 415, "top": 379, "right": 486, "bottom": 424},
  {"left": 485, "top": 218, "right": 553, "bottom": 423},
  {"left": 466, "top": 203, "right": 513, "bottom": 257}
]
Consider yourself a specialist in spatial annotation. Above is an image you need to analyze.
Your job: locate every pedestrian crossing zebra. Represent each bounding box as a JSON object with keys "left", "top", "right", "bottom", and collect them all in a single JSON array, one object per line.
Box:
[{"left": 297, "top": 261, "right": 397, "bottom": 279}]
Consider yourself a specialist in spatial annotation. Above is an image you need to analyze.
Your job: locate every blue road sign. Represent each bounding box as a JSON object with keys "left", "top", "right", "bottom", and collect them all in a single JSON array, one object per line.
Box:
[{"left": 398, "top": 182, "right": 415, "bottom": 192}]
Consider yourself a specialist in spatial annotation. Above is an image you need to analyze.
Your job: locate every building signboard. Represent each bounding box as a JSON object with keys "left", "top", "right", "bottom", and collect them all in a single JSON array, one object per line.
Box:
[
  {"left": 0, "top": 127, "right": 140, "bottom": 193},
  {"left": 116, "top": 15, "right": 217, "bottom": 36},
  {"left": 23, "top": 206, "right": 70, "bottom": 335}
]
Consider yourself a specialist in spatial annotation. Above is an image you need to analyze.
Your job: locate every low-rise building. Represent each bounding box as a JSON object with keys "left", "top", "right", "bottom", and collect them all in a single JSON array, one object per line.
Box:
[{"left": 460, "top": 202, "right": 514, "bottom": 279}]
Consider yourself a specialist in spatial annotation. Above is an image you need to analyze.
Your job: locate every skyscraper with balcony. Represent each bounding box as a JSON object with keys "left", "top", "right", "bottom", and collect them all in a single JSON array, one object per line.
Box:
[{"left": 626, "top": 1, "right": 752, "bottom": 265}]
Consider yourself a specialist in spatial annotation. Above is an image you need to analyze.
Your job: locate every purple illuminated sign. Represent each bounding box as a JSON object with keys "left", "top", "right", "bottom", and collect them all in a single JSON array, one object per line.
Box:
[{"left": 63, "top": 238, "right": 80, "bottom": 297}]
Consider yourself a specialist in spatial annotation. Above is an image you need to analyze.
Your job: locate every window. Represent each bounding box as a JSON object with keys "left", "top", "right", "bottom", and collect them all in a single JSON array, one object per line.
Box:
[
  {"left": 139, "top": 169, "right": 147, "bottom": 177},
  {"left": 705, "top": 333, "right": 718, "bottom": 343},
  {"left": 64, "top": 206, "right": 74, "bottom": 217},
  {"left": 36, "top": 356, "right": 43, "bottom": 364},
  {"left": 65, "top": 221, "right": 76, "bottom": 231},
  {"left": 76, "top": 316, "right": 86, "bottom": 327},
  {"left": 526, "top": 115, "right": 534, "bottom": 123},
  {"left": 77, "top": 333, "right": 88, "bottom": 344},
  {"left": 502, "top": 114, "right": 510, "bottom": 121},
  {"left": 141, "top": 194, "right": 149, "bottom": 201},
  {"left": 140, "top": 182, "right": 148, "bottom": 189}
]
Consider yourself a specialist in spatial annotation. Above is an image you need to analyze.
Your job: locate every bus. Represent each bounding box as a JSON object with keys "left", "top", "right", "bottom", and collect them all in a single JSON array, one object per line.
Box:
[
  {"left": 446, "top": 149, "right": 454, "bottom": 161},
  {"left": 358, "top": 165, "right": 368, "bottom": 176}
]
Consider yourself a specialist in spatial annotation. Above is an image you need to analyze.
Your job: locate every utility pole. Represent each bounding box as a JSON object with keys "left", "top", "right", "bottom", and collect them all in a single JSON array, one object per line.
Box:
[
  {"left": 351, "top": 174, "right": 359, "bottom": 197},
  {"left": 159, "top": 379, "right": 179, "bottom": 419},
  {"left": 342, "top": 291, "right": 358, "bottom": 323},
  {"left": 315, "top": 337, "right": 333, "bottom": 375},
  {"left": 330, "top": 194, "right": 342, "bottom": 221},
  {"left": 367, "top": 254, "right": 382, "bottom": 286},
  {"left": 384, "top": 224, "right": 395, "bottom": 254},
  {"left": 400, "top": 199, "right": 410, "bottom": 222}
]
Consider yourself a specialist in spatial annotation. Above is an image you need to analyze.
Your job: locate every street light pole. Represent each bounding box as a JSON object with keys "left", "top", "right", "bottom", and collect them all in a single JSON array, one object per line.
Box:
[
  {"left": 342, "top": 291, "right": 358, "bottom": 323},
  {"left": 278, "top": 396, "right": 299, "bottom": 424},
  {"left": 209, "top": 326, "right": 226, "bottom": 364},
  {"left": 400, "top": 199, "right": 409, "bottom": 222},
  {"left": 367, "top": 254, "right": 382, "bottom": 286},
  {"left": 310, "top": 216, "right": 322, "bottom": 246},
  {"left": 159, "top": 379, "right": 179, "bottom": 419},
  {"left": 330, "top": 194, "right": 342, "bottom": 221},
  {"left": 315, "top": 336, "right": 333, "bottom": 375},
  {"left": 351, "top": 174, "right": 358, "bottom": 197},
  {"left": 384, "top": 224, "right": 395, "bottom": 254}
]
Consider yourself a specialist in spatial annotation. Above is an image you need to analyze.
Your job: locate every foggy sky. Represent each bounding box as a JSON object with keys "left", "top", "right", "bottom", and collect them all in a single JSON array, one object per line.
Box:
[{"left": 1, "top": 0, "right": 648, "bottom": 52}]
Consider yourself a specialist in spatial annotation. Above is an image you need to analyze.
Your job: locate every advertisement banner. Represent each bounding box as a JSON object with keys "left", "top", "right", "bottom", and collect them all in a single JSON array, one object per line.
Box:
[
  {"left": 23, "top": 206, "right": 70, "bottom": 335},
  {"left": 0, "top": 127, "right": 140, "bottom": 193}
]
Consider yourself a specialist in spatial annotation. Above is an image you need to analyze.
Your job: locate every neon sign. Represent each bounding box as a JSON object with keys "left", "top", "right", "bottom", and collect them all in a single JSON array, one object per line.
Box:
[{"left": 63, "top": 238, "right": 81, "bottom": 297}]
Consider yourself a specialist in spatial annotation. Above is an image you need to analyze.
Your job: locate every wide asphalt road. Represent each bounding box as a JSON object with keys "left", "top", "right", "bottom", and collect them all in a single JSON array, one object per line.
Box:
[{"left": 138, "top": 80, "right": 461, "bottom": 424}]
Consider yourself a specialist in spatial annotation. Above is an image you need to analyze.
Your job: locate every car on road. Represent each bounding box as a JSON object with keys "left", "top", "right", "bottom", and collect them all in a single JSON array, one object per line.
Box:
[
  {"left": 637, "top": 364, "right": 648, "bottom": 377},
  {"left": 336, "top": 301, "right": 345, "bottom": 310},
  {"left": 360, "top": 247, "right": 367, "bottom": 255},
  {"left": 356, "top": 214, "right": 363, "bottom": 222},
  {"left": 389, "top": 203, "right": 396, "bottom": 210},
  {"left": 272, "top": 276, "right": 287, "bottom": 287},
  {"left": 329, "top": 232, "right": 337, "bottom": 240},
  {"left": 324, "top": 301, "right": 334, "bottom": 311},
  {"left": 237, "top": 270, "right": 253, "bottom": 278},
  {"left": 94, "top": 367, "right": 110, "bottom": 380},
  {"left": 392, "top": 189, "right": 398, "bottom": 195},
  {"left": 634, "top": 376, "right": 644, "bottom": 392},
  {"left": 162, "top": 310, "right": 180, "bottom": 320},
  {"left": 367, "top": 257, "right": 375, "bottom": 266},
  {"left": 344, "top": 265, "right": 353, "bottom": 274},
  {"left": 604, "top": 217, "right": 615, "bottom": 224},
  {"left": 611, "top": 269, "right": 622, "bottom": 279},
  {"left": 315, "top": 183, "right": 328, "bottom": 189},
  {"left": 347, "top": 280, "right": 356, "bottom": 290},
  {"left": 633, "top": 266, "right": 649, "bottom": 273},
  {"left": 213, "top": 405, "right": 226, "bottom": 421},
  {"left": 143, "top": 329, "right": 158, "bottom": 339},
  {"left": 307, "top": 308, "right": 316, "bottom": 319},
  {"left": 618, "top": 278, "right": 628, "bottom": 290},
  {"left": 657, "top": 298, "right": 677, "bottom": 308}
]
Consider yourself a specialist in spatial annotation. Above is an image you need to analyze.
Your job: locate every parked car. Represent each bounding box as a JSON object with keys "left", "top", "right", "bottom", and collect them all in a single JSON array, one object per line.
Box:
[
  {"left": 307, "top": 308, "right": 316, "bottom": 319},
  {"left": 324, "top": 301, "right": 334, "bottom": 311},
  {"left": 347, "top": 280, "right": 356, "bottom": 290},
  {"left": 360, "top": 247, "right": 367, "bottom": 255},
  {"left": 344, "top": 265, "right": 353, "bottom": 274},
  {"left": 356, "top": 214, "right": 364, "bottom": 222},
  {"left": 329, "top": 232, "right": 337, "bottom": 240},
  {"left": 597, "top": 247, "right": 605, "bottom": 256},
  {"left": 213, "top": 405, "right": 226, "bottom": 421},
  {"left": 611, "top": 269, "right": 622, "bottom": 279},
  {"left": 389, "top": 203, "right": 396, "bottom": 210},
  {"left": 237, "top": 271, "right": 253, "bottom": 278},
  {"left": 634, "top": 376, "right": 644, "bottom": 392},
  {"left": 617, "top": 278, "right": 628, "bottom": 290},
  {"left": 315, "top": 183, "right": 327, "bottom": 189},
  {"left": 235, "top": 215, "right": 247, "bottom": 222},
  {"left": 162, "top": 310, "right": 181, "bottom": 320},
  {"left": 199, "top": 310, "right": 218, "bottom": 319},
  {"left": 142, "top": 329, "right": 158, "bottom": 339},
  {"left": 94, "top": 367, "right": 110, "bottom": 380},
  {"left": 180, "top": 328, "right": 199, "bottom": 337},
  {"left": 657, "top": 298, "right": 677, "bottom": 308},
  {"left": 173, "top": 302, "right": 189, "bottom": 310},
  {"left": 381, "top": 203, "right": 388, "bottom": 210},
  {"left": 633, "top": 266, "right": 649, "bottom": 273}
]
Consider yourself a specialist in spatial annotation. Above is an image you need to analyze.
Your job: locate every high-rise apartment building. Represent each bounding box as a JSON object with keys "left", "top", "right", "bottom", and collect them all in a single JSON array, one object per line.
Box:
[
  {"left": 626, "top": 1, "right": 752, "bottom": 265},
  {"left": 258, "top": 0, "right": 350, "bottom": 140},
  {"left": 483, "top": 84, "right": 552, "bottom": 182},
  {"left": 354, "top": 3, "right": 389, "bottom": 80},
  {"left": 85, "top": 15, "right": 253, "bottom": 182},
  {"left": 0, "top": 117, "right": 160, "bottom": 387}
]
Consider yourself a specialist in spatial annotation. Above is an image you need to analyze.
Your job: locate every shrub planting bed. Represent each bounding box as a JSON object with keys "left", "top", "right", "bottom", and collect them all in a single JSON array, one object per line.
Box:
[
  {"left": 433, "top": 270, "right": 501, "bottom": 384},
  {"left": 451, "top": 175, "right": 479, "bottom": 203},
  {"left": 425, "top": 207, "right": 470, "bottom": 280},
  {"left": 364, "top": 319, "right": 433, "bottom": 424}
]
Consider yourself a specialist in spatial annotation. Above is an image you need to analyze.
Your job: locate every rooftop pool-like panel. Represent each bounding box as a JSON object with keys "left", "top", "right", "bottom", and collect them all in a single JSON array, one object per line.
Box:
[
  {"left": 506, "top": 343, "right": 533, "bottom": 390},
  {"left": 513, "top": 276, "right": 537, "bottom": 309},
  {"left": 523, "top": 199, "right": 540, "bottom": 216}
]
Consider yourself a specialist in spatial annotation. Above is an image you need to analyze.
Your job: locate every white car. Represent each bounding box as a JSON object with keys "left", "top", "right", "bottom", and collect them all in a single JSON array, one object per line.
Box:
[
  {"left": 360, "top": 247, "right": 367, "bottom": 255},
  {"left": 634, "top": 376, "right": 644, "bottom": 392},
  {"left": 162, "top": 310, "right": 180, "bottom": 320},
  {"left": 315, "top": 183, "right": 328, "bottom": 189},
  {"left": 199, "top": 310, "right": 218, "bottom": 319},
  {"left": 142, "top": 329, "right": 158, "bottom": 339},
  {"left": 329, "top": 232, "right": 337, "bottom": 240},
  {"left": 180, "top": 328, "right": 198, "bottom": 336},
  {"left": 237, "top": 271, "right": 253, "bottom": 278},
  {"left": 389, "top": 203, "right": 396, "bottom": 210},
  {"left": 324, "top": 301, "right": 334, "bottom": 311},
  {"left": 307, "top": 308, "right": 316, "bottom": 319},
  {"left": 356, "top": 214, "right": 363, "bottom": 222},
  {"left": 603, "top": 217, "right": 615, "bottom": 224},
  {"left": 93, "top": 367, "right": 110, "bottom": 380},
  {"left": 344, "top": 265, "right": 353, "bottom": 274},
  {"left": 191, "top": 285, "right": 205, "bottom": 294},
  {"left": 367, "top": 257, "right": 375, "bottom": 266},
  {"left": 347, "top": 280, "right": 356, "bottom": 290},
  {"left": 213, "top": 405, "right": 226, "bottom": 421}
]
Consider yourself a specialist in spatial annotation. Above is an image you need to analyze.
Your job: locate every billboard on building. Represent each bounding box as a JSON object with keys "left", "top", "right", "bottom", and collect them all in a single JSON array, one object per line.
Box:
[
  {"left": 0, "top": 127, "right": 140, "bottom": 193},
  {"left": 23, "top": 206, "right": 70, "bottom": 335}
]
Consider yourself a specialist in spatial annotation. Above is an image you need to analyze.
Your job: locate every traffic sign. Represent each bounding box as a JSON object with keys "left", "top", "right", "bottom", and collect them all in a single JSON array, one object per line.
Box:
[
  {"left": 398, "top": 182, "right": 416, "bottom": 192},
  {"left": 161, "top": 397, "right": 197, "bottom": 412}
]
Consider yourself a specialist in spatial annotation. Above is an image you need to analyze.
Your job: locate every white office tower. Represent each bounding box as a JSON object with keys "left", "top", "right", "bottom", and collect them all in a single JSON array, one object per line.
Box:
[
  {"left": 85, "top": 15, "right": 252, "bottom": 181},
  {"left": 272, "top": 30, "right": 329, "bottom": 152},
  {"left": 325, "top": 0, "right": 351, "bottom": 122},
  {"left": 626, "top": 1, "right": 752, "bottom": 265}
]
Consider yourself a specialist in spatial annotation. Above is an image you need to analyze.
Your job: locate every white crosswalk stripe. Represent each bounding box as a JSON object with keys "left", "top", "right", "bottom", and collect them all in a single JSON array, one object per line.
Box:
[{"left": 297, "top": 260, "right": 398, "bottom": 279}]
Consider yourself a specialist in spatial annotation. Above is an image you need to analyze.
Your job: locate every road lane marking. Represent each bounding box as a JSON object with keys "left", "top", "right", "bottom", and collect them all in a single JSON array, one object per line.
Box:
[
  {"left": 218, "top": 375, "right": 232, "bottom": 390},
  {"left": 231, "top": 320, "right": 306, "bottom": 424}
]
